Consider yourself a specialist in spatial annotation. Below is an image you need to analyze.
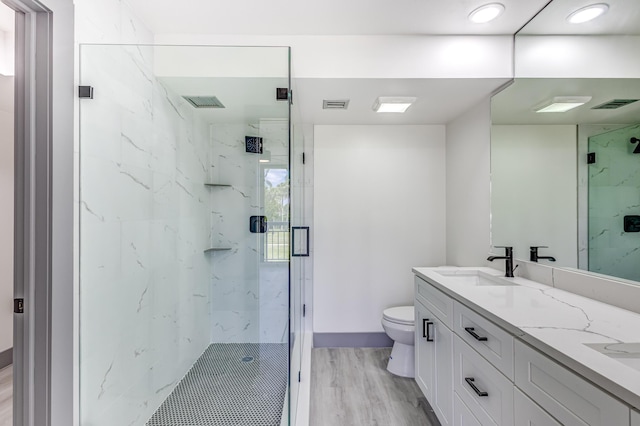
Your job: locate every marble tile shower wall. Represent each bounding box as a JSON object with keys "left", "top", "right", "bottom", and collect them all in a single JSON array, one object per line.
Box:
[
  {"left": 80, "top": 45, "right": 211, "bottom": 426},
  {"left": 588, "top": 123, "right": 640, "bottom": 282},
  {"left": 209, "top": 121, "right": 289, "bottom": 344}
]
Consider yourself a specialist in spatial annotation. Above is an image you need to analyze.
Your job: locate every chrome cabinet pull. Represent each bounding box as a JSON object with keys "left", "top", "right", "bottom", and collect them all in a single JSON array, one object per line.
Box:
[
  {"left": 465, "top": 377, "right": 488, "bottom": 397},
  {"left": 465, "top": 327, "right": 488, "bottom": 342}
]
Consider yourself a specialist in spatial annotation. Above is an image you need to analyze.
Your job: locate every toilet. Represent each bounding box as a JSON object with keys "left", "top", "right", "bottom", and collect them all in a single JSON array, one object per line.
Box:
[{"left": 381, "top": 306, "right": 415, "bottom": 378}]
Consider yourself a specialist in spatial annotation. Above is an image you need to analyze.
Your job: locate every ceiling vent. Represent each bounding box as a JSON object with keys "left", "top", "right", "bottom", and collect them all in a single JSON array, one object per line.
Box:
[
  {"left": 182, "top": 96, "right": 225, "bottom": 109},
  {"left": 591, "top": 99, "right": 639, "bottom": 110},
  {"left": 322, "top": 99, "right": 350, "bottom": 110}
]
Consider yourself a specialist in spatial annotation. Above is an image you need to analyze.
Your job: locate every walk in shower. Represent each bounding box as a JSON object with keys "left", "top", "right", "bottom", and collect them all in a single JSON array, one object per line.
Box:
[
  {"left": 79, "top": 45, "right": 301, "bottom": 425},
  {"left": 588, "top": 123, "right": 640, "bottom": 282}
]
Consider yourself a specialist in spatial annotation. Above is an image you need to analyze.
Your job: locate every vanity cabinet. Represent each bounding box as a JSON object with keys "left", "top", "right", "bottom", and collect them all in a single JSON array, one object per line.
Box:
[
  {"left": 415, "top": 274, "right": 637, "bottom": 426},
  {"left": 415, "top": 297, "right": 454, "bottom": 426}
]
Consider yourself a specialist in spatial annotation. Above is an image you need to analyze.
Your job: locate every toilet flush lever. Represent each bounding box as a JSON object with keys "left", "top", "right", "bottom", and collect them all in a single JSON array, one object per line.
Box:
[{"left": 423, "top": 319, "right": 434, "bottom": 342}]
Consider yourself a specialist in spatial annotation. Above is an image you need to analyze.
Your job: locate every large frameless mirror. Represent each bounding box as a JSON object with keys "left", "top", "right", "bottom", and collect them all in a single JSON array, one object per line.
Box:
[{"left": 490, "top": 0, "right": 640, "bottom": 283}]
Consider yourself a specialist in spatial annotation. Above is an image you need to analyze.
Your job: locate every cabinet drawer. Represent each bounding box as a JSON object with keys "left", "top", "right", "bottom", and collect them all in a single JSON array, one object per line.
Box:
[
  {"left": 454, "top": 335, "right": 514, "bottom": 426},
  {"left": 454, "top": 301, "right": 514, "bottom": 380},
  {"left": 632, "top": 409, "right": 640, "bottom": 426},
  {"left": 515, "top": 340, "right": 629, "bottom": 426},
  {"left": 514, "top": 388, "right": 561, "bottom": 426},
  {"left": 415, "top": 276, "right": 454, "bottom": 327},
  {"left": 453, "top": 393, "right": 482, "bottom": 426}
]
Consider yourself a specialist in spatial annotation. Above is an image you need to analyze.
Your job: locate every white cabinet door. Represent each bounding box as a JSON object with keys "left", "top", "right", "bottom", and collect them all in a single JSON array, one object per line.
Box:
[
  {"left": 453, "top": 393, "right": 482, "bottom": 426},
  {"left": 415, "top": 299, "right": 453, "bottom": 426},
  {"left": 415, "top": 300, "right": 434, "bottom": 401},
  {"left": 454, "top": 335, "right": 514, "bottom": 426},
  {"left": 454, "top": 301, "right": 514, "bottom": 380},
  {"left": 515, "top": 340, "right": 629, "bottom": 426},
  {"left": 432, "top": 307, "right": 454, "bottom": 426},
  {"left": 514, "top": 388, "right": 561, "bottom": 426},
  {"left": 631, "top": 409, "right": 640, "bottom": 426}
]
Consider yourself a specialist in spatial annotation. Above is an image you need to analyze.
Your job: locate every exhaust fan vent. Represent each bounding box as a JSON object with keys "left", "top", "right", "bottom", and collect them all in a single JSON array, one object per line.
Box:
[
  {"left": 323, "top": 99, "right": 350, "bottom": 110},
  {"left": 591, "top": 99, "right": 639, "bottom": 110},
  {"left": 183, "top": 96, "right": 225, "bottom": 109}
]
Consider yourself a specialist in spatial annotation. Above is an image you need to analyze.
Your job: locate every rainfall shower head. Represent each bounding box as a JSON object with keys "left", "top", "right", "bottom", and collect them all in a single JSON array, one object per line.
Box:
[{"left": 182, "top": 96, "right": 225, "bottom": 109}]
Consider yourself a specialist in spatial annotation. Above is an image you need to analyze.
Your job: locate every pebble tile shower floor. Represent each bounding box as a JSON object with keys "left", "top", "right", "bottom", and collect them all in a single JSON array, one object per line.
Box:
[{"left": 147, "top": 343, "right": 288, "bottom": 426}]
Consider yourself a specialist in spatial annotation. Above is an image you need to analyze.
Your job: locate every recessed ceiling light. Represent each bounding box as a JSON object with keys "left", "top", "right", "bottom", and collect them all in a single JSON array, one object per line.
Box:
[
  {"left": 468, "top": 3, "right": 505, "bottom": 24},
  {"left": 567, "top": 3, "right": 609, "bottom": 24},
  {"left": 535, "top": 96, "right": 592, "bottom": 113},
  {"left": 372, "top": 97, "right": 417, "bottom": 113}
]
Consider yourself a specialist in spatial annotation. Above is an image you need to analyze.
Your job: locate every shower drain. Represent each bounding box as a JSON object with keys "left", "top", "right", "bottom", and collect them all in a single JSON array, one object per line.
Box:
[{"left": 241, "top": 356, "right": 254, "bottom": 363}]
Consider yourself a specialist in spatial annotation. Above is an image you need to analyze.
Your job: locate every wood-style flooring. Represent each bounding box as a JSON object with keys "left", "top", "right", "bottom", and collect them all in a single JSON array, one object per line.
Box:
[
  {"left": 0, "top": 365, "right": 11, "bottom": 426},
  {"left": 310, "top": 348, "right": 434, "bottom": 426}
]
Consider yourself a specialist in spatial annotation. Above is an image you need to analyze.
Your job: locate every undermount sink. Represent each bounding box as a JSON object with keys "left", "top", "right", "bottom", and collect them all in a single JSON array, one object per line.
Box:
[
  {"left": 434, "top": 269, "right": 518, "bottom": 287},
  {"left": 585, "top": 343, "right": 640, "bottom": 372}
]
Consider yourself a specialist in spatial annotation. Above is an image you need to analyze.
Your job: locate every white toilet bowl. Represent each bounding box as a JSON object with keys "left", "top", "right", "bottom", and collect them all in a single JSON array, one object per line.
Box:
[{"left": 381, "top": 306, "right": 415, "bottom": 378}]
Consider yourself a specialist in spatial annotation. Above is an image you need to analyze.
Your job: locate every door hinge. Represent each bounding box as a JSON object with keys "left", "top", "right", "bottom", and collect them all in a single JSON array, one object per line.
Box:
[
  {"left": 303, "top": 304, "right": 306, "bottom": 317},
  {"left": 587, "top": 152, "right": 596, "bottom": 164},
  {"left": 14, "top": 298, "right": 24, "bottom": 314},
  {"left": 79, "top": 86, "right": 94, "bottom": 99},
  {"left": 298, "top": 371, "right": 301, "bottom": 382},
  {"left": 302, "top": 152, "right": 306, "bottom": 164}
]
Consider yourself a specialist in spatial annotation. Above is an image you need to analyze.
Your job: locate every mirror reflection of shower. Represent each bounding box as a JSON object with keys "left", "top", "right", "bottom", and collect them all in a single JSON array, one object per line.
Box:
[{"left": 588, "top": 123, "right": 640, "bottom": 282}]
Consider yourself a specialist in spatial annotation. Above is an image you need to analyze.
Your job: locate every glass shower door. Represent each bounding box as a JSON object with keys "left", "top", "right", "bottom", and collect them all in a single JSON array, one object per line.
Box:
[{"left": 79, "top": 44, "right": 291, "bottom": 426}]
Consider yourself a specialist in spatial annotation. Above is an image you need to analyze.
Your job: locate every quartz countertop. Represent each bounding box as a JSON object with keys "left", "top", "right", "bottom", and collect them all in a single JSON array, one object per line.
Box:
[{"left": 413, "top": 266, "right": 640, "bottom": 410}]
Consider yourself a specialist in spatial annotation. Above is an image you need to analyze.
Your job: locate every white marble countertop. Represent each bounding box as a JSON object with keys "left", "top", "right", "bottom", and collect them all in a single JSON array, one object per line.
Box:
[{"left": 413, "top": 266, "right": 640, "bottom": 410}]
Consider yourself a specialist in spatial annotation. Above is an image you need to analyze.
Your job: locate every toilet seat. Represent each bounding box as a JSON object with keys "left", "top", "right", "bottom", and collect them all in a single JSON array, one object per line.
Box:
[{"left": 382, "top": 306, "right": 414, "bottom": 326}]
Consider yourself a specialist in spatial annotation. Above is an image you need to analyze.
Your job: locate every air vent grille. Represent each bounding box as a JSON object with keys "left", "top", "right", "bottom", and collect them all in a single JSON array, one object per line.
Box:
[
  {"left": 323, "top": 99, "right": 350, "bottom": 110},
  {"left": 183, "top": 96, "right": 225, "bottom": 109},
  {"left": 591, "top": 99, "right": 639, "bottom": 110}
]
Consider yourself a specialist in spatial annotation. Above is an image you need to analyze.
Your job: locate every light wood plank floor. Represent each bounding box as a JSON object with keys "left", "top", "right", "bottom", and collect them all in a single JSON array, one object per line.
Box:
[
  {"left": 310, "top": 348, "right": 434, "bottom": 426},
  {"left": 0, "top": 365, "right": 12, "bottom": 426}
]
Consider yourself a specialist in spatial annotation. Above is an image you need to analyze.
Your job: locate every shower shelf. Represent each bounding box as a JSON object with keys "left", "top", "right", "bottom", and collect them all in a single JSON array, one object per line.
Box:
[
  {"left": 204, "top": 183, "right": 231, "bottom": 187},
  {"left": 204, "top": 247, "right": 232, "bottom": 253}
]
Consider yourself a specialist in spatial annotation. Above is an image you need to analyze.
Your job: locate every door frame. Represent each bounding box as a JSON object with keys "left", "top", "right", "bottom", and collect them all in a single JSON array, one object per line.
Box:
[{"left": 3, "top": 0, "right": 74, "bottom": 424}]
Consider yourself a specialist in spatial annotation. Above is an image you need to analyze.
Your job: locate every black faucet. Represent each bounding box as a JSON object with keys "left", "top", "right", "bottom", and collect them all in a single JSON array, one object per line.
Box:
[
  {"left": 530, "top": 246, "right": 556, "bottom": 262},
  {"left": 487, "top": 246, "right": 515, "bottom": 277}
]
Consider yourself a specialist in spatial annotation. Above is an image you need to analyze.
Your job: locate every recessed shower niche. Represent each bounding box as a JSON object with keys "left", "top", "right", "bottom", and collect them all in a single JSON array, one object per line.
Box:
[{"left": 79, "top": 44, "right": 296, "bottom": 426}]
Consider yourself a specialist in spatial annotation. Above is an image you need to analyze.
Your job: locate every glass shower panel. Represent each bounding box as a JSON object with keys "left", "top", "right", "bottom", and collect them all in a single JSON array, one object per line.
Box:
[
  {"left": 588, "top": 123, "right": 640, "bottom": 282},
  {"left": 79, "top": 44, "right": 291, "bottom": 426}
]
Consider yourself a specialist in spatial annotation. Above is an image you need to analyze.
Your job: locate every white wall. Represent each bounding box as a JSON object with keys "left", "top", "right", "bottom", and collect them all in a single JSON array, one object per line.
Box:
[
  {"left": 313, "top": 125, "right": 446, "bottom": 333},
  {"left": 0, "top": 76, "right": 13, "bottom": 354},
  {"left": 155, "top": 34, "right": 514, "bottom": 79},
  {"left": 491, "top": 125, "right": 577, "bottom": 267},
  {"left": 515, "top": 36, "right": 640, "bottom": 78},
  {"left": 445, "top": 99, "right": 492, "bottom": 266}
]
